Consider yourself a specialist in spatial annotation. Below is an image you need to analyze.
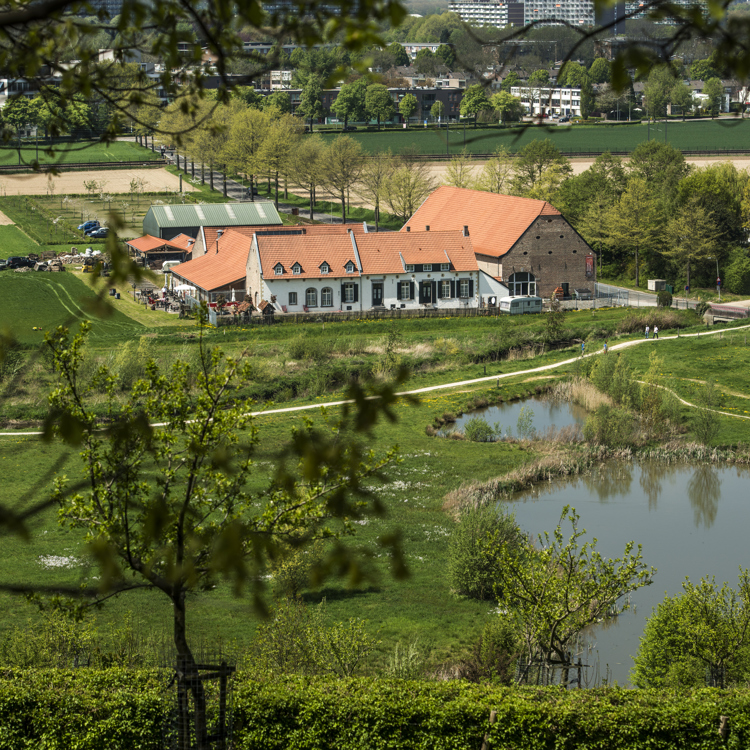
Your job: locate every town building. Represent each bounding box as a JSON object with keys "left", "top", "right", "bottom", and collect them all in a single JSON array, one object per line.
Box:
[
  {"left": 448, "top": 0, "right": 524, "bottom": 28},
  {"left": 142, "top": 202, "right": 281, "bottom": 241},
  {"left": 510, "top": 84, "right": 582, "bottom": 117},
  {"left": 401, "top": 186, "right": 596, "bottom": 299}
]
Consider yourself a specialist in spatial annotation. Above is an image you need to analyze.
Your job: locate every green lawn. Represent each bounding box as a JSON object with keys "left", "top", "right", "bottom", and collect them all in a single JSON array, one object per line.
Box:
[
  {"left": 0, "top": 271, "right": 144, "bottom": 345},
  {"left": 0, "top": 226, "right": 41, "bottom": 259},
  {"left": 2, "top": 308, "right": 750, "bottom": 667},
  {"left": 320, "top": 118, "right": 750, "bottom": 155},
  {"left": 0, "top": 140, "right": 160, "bottom": 167}
]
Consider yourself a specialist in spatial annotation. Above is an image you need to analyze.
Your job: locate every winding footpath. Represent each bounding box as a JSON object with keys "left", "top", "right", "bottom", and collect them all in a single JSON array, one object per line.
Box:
[{"left": 3, "top": 322, "right": 750, "bottom": 438}]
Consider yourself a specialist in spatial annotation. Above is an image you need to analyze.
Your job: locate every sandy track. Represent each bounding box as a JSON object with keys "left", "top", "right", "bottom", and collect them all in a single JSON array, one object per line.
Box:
[{"left": 0, "top": 168, "right": 197, "bottom": 197}]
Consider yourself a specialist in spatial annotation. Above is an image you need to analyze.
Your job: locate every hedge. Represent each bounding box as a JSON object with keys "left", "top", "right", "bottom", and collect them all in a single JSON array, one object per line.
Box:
[{"left": 3, "top": 671, "right": 750, "bottom": 749}]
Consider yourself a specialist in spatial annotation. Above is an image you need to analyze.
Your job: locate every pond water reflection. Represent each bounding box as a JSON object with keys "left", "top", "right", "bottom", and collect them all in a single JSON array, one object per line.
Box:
[
  {"left": 508, "top": 461, "right": 750, "bottom": 686},
  {"left": 445, "top": 396, "right": 587, "bottom": 437}
]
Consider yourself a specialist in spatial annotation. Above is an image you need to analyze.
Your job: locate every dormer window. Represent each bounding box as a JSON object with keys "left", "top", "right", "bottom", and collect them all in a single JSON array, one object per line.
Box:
[
  {"left": 405, "top": 264, "right": 415, "bottom": 273},
  {"left": 423, "top": 264, "right": 432, "bottom": 272},
  {"left": 345, "top": 261, "right": 355, "bottom": 274},
  {"left": 274, "top": 263, "right": 284, "bottom": 275},
  {"left": 320, "top": 262, "right": 330, "bottom": 275},
  {"left": 441, "top": 263, "right": 450, "bottom": 271},
  {"left": 292, "top": 263, "right": 302, "bottom": 275}
]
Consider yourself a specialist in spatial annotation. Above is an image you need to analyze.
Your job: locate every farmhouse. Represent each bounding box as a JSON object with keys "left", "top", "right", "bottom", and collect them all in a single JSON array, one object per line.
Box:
[
  {"left": 170, "top": 221, "right": 507, "bottom": 310},
  {"left": 402, "top": 186, "right": 596, "bottom": 299},
  {"left": 125, "top": 233, "right": 194, "bottom": 267},
  {"left": 142, "top": 201, "right": 281, "bottom": 241}
]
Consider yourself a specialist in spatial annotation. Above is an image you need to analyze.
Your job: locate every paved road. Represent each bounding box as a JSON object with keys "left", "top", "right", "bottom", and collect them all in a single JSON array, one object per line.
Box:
[
  {"left": 4, "top": 321, "right": 750, "bottom": 438},
  {"left": 595, "top": 282, "right": 699, "bottom": 310}
]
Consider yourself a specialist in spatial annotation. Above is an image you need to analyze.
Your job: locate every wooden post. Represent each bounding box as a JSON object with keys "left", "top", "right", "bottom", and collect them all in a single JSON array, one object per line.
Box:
[
  {"left": 719, "top": 715, "right": 729, "bottom": 740},
  {"left": 480, "top": 709, "right": 498, "bottom": 750}
]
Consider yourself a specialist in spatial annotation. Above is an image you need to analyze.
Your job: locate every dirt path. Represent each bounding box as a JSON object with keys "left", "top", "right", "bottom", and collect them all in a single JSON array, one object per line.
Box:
[
  {"left": 0, "top": 168, "right": 197, "bottom": 197},
  {"left": 4, "top": 322, "right": 750, "bottom": 437},
  {"left": 0, "top": 210, "right": 14, "bottom": 225}
]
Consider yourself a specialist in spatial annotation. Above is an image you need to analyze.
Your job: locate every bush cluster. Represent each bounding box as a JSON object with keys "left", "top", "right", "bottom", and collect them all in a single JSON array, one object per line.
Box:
[{"left": 5, "top": 670, "right": 750, "bottom": 750}]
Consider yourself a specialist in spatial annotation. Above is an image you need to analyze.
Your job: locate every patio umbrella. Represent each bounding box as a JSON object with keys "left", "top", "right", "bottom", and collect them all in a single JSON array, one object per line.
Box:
[
  {"left": 231, "top": 288, "right": 236, "bottom": 302},
  {"left": 174, "top": 284, "right": 194, "bottom": 292}
]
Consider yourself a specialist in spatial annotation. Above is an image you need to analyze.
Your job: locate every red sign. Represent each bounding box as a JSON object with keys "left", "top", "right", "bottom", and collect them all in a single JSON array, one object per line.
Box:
[{"left": 585, "top": 255, "right": 594, "bottom": 277}]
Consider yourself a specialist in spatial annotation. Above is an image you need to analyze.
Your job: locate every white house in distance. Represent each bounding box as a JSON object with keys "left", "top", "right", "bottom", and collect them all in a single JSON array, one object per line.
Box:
[
  {"left": 510, "top": 85, "right": 582, "bottom": 117},
  {"left": 170, "top": 222, "right": 508, "bottom": 311}
]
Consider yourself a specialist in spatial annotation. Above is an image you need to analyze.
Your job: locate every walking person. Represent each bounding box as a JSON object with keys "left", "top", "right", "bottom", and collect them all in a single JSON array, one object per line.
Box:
[
  {"left": 581, "top": 341, "right": 585, "bottom": 356},
  {"left": 653, "top": 325, "right": 659, "bottom": 339},
  {"left": 645, "top": 325, "right": 650, "bottom": 339},
  {"left": 603, "top": 340, "right": 608, "bottom": 354}
]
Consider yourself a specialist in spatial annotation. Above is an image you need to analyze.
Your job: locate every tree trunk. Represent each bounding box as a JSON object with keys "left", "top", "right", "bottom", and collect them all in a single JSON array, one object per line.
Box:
[
  {"left": 174, "top": 591, "right": 210, "bottom": 750},
  {"left": 375, "top": 198, "right": 379, "bottom": 232},
  {"left": 340, "top": 188, "right": 346, "bottom": 224},
  {"left": 249, "top": 174, "right": 255, "bottom": 201},
  {"left": 635, "top": 247, "right": 639, "bottom": 288},
  {"left": 274, "top": 170, "right": 279, "bottom": 208},
  {"left": 209, "top": 160, "right": 214, "bottom": 191},
  {"left": 201, "top": 161, "right": 205, "bottom": 185},
  {"left": 687, "top": 257, "right": 691, "bottom": 291},
  {"left": 309, "top": 184, "right": 314, "bottom": 220}
]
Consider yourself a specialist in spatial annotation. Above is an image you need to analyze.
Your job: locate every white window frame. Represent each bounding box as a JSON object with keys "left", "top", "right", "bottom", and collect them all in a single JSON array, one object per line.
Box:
[
  {"left": 274, "top": 263, "right": 284, "bottom": 275},
  {"left": 343, "top": 283, "right": 355, "bottom": 303},
  {"left": 405, "top": 264, "right": 414, "bottom": 272},
  {"left": 306, "top": 288, "right": 317, "bottom": 307},
  {"left": 423, "top": 263, "right": 432, "bottom": 272},
  {"left": 292, "top": 263, "right": 301, "bottom": 275},
  {"left": 320, "top": 263, "right": 330, "bottom": 275},
  {"left": 345, "top": 261, "right": 355, "bottom": 274},
  {"left": 289, "top": 292, "right": 298, "bottom": 305},
  {"left": 321, "top": 287, "right": 333, "bottom": 307},
  {"left": 441, "top": 263, "right": 450, "bottom": 271},
  {"left": 459, "top": 279, "right": 470, "bottom": 298},
  {"left": 441, "top": 280, "right": 451, "bottom": 298},
  {"left": 399, "top": 280, "right": 410, "bottom": 300}
]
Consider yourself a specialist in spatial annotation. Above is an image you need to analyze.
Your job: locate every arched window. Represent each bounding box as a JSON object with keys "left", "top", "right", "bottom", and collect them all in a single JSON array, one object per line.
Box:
[
  {"left": 321, "top": 287, "right": 333, "bottom": 307},
  {"left": 306, "top": 288, "right": 317, "bottom": 307},
  {"left": 508, "top": 271, "right": 536, "bottom": 296}
]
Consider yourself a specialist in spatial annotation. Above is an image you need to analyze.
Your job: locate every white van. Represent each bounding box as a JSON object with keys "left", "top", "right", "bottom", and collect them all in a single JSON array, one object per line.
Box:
[{"left": 498, "top": 295, "right": 543, "bottom": 315}]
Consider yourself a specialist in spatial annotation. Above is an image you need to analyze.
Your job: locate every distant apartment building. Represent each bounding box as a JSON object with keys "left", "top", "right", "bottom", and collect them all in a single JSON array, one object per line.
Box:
[
  {"left": 448, "top": 0, "right": 524, "bottom": 27},
  {"left": 511, "top": 84, "right": 582, "bottom": 116},
  {"left": 524, "top": 0, "right": 595, "bottom": 26},
  {"left": 625, "top": 0, "right": 707, "bottom": 20}
]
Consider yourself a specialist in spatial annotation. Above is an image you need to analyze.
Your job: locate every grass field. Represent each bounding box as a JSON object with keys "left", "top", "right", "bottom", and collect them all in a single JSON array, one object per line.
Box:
[
  {"left": 0, "top": 272, "right": 144, "bottom": 346},
  {"left": 0, "top": 226, "right": 41, "bottom": 259},
  {"left": 0, "top": 140, "right": 160, "bottom": 167},
  {"left": 321, "top": 119, "right": 750, "bottom": 155},
  {"left": 2, "top": 319, "right": 750, "bottom": 668}
]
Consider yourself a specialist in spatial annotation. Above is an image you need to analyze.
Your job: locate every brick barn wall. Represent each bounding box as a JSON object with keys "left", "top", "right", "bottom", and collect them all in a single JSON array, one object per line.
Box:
[{"left": 501, "top": 215, "right": 595, "bottom": 297}]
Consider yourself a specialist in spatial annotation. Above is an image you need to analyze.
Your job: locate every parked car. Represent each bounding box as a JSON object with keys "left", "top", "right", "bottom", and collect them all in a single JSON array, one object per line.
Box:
[
  {"left": 85, "top": 224, "right": 106, "bottom": 235},
  {"left": 0, "top": 259, "right": 7, "bottom": 270},
  {"left": 343, "top": 125, "right": 358, "bottom": 131},
  {"left": 88, "top": 227, "right": 109, "bottom": 238},
  {"left": 559, "top": 117, "right": 570, "bottom": 123},
  {"left": 5, "top": 256, "right": 34, "bottom": 269},
  {"left": 78, "top": 220, "right": 100, "bottom": 231}
]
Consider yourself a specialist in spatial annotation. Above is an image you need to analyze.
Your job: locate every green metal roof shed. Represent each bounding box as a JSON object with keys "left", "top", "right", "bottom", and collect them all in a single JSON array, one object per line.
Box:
[{"left": 143, "top": 202, "right": 282, "bottom": 240}]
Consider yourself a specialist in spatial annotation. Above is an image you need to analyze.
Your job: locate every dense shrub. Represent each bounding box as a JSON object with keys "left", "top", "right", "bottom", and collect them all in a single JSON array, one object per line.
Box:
[
  {"left": 583, "top": 404, "right": 635, "bottom": 447},
  {"left": 696, "top": 300, "right": 710, "bottom": 317},
  {"left": 447, "top": 504, "right": 523, "bottom": 600},
  {"left": 656, "top": 290, "right": 673, "bottom": 307},
  {"left": 462, "top": 416, "right": 498, "bottom": 442},
  {"left": 724, "top": 248, "right": 750, "bottom": 295}
]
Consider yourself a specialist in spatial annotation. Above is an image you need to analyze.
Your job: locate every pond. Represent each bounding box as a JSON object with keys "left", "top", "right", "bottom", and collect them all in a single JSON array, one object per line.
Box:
[
  {"left": 444, "top": 396, "right": 588, "bottom": 439},
  {"left": 507, "top": 461, "right": 750, "bottom": 687}
]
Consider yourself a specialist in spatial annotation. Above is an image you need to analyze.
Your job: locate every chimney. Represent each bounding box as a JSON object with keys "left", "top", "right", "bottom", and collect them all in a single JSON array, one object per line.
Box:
[
  {"left": 406, "top": 226, "right": 411, "bottom": 232},
  {"left": 216, "top": 229, "right": 224, "bottom": 254},
  {"left": 425, "top": 225, "right": 430, "bottom": 231},
  {"left": 463, "top": 225, "right": 469, "bottom": 237}
]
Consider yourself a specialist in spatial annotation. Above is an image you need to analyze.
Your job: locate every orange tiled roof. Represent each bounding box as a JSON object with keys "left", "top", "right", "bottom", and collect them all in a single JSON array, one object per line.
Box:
[
  {"left": 356, "top": 230, "right": 477, "bottom": 274},
  {"left": 202, "top": 222, "right": 369, "bottom": 254},
  {"left": 256, "top": 231, "right": 358, "bottom": 279},
  {"left": 126, "top": 234, "right": 193, "bottom": 254},
  {"left": 401, "top": 186, "right": 561, "bottom": 259},
  {"left": 171, "top": 228, "right": 250, "bottom": 291}
]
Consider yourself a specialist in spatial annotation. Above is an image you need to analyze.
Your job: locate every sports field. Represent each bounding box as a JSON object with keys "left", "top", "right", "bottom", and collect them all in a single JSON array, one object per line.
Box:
[
  {"left": 0, "top": 140, "right": 161, "bottom": 167},
  {"left": 321, "top": 118, "right": 750, "bottom": 155}
]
